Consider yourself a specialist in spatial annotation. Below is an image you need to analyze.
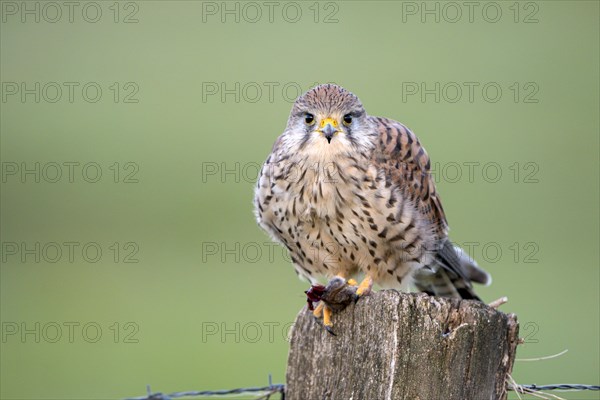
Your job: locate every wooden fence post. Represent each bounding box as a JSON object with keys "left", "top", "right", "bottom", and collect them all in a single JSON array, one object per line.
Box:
[{"left": 286, "top": 290, "right": 519, "bottom": 400}]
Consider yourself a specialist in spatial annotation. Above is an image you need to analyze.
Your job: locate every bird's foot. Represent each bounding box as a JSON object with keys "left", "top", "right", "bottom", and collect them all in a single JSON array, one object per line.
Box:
[
  {"left": 353, "top": 275, "right": 373, "bottom": 303},
  {"left": 305, "top": 276, "right": 359, "bottom": 335},
  {"left": 311, "top": 302, "right": 336, "bottom": 335},
  {"left": 312, "top": 301, "right": 324, "bottom": 318},
  {"left": 322, "top": 304, "right": 335, "bottom": 335}
]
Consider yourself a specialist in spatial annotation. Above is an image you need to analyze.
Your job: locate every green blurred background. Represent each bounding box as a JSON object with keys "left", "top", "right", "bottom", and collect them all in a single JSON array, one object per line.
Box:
[{"left": 1, "top": 1, "right": 598, "bottom": 399}]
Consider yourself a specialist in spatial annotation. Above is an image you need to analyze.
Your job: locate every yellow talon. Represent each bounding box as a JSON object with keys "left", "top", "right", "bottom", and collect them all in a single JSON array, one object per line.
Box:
[
  {"left": 322, "top": 305, "right": 335, "bottom": 335},
  {"left": 356, "top": 275, "right": 373, "bottom": 297},
  {"left": 323, "top": 305, "right": 332, "bottom": 326},
  {"left": 347, "top": 278, "right": 358, "bottom": 286},
  {"left": 313, "top": 302, "right": 324, "bottom": 318}
]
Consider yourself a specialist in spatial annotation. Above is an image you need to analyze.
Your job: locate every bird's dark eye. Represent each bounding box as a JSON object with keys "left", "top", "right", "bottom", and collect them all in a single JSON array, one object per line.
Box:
[
  {"left": 343, "top": 114, "right": 353, "bottom": 125},
  {"left": 304, "top": 113, "right": 315, "bottom": 125}
]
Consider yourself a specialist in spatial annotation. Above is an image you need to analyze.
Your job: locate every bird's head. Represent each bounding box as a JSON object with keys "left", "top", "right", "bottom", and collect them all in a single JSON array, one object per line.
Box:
[{"left": 283, "top": 84, "right": 376, "bottom": 155}]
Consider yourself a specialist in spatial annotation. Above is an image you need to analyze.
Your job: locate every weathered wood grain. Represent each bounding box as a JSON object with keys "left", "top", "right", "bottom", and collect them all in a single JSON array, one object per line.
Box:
[{"left": 286, "top": 290, "right": 519, "bottom": 400}]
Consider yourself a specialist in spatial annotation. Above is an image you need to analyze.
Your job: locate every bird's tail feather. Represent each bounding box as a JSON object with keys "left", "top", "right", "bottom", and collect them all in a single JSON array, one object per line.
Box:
[{"left": 414, "top": 240, "right": 491, "bottom": 301}]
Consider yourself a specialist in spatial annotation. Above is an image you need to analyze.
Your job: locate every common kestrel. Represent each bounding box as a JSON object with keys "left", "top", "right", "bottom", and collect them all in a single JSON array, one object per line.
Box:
[{"left": 254, "top": 84, "right": 490, "bottom": 331}]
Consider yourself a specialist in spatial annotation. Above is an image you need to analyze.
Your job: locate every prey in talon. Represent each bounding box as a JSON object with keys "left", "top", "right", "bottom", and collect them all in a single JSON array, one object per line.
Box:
[
  {"left": 306, "top": 277, "right": 358, "bottom": 335},
  {"left": 305, "top": 284, "right": 326, "bottom": 311},
  {"left": 255, "top": 85, "right": 492, "bottom": 335}
]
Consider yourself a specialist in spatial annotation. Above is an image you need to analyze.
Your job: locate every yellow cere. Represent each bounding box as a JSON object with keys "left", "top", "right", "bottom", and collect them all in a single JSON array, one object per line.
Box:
[{"left": 319, "top": 117, "right": 339, "bottom": 128}]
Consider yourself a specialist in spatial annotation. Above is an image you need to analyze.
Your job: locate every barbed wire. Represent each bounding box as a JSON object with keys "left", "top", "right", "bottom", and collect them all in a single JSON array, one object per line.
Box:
[
  {"left": 126, "top": 381, "right": 599, "bottom": 400},
  {"left": 125, "top": 385, "right": 285, "bottom": 400},
  {"left": 515, "top": 384, "right": 600, "bottom": 392},
  {"left": 125, "top": 376, "right": 285, "bottom": 400}
]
